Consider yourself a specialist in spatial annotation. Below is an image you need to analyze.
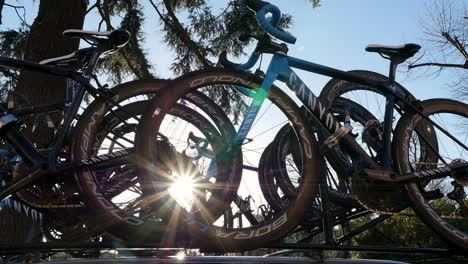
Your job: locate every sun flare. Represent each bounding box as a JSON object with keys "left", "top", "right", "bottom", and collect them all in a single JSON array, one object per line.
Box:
[{"left": 168, "top": 174, "right": 195, "bottom": 209}]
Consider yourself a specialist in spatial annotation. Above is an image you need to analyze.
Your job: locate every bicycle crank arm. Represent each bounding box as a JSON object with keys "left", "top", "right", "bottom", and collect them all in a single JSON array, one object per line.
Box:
[
  {"left": 0, "top": 149, "right": 135, "bottom": 201},
  {"left": 364, "top": 162, "right": 468, "bottom": 184},
  {"left": 0, "top": 167, "right": 47, "bottom": 202},
  {"left": 55, "top": 148, "right": 135, "bottom": 175}
]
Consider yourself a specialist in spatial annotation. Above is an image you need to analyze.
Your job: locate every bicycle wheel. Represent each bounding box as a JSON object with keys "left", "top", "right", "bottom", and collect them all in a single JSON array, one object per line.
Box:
[
  {"left": 97, "top": 101, "right": 228, "bottom": 225},
  {"left": 45, "top": 80, "right": 167, "bottom": 241},
  {"left": 393, "top": 98, "right": 468, "bottom": 250},
  {"left": 73, "top": 79, "right": 236, "bottom": 243},
  {"left": 320, "top": 70, "right": 416, "bottom": 165},
  {"left": 261, "top": 98, "right": 369, "bottom": 212},
  {"left": 319, "top": 70, "right": 438, "bottom": 213},
  {"left": 136, "top": 69, "right": 321, "bottom": 251},
  {"left": 320, "top": 70, "right": 416, "bottom": 114}
]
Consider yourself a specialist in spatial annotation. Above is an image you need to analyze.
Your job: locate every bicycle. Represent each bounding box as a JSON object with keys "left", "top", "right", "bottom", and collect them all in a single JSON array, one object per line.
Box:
[
  {"left": 0, "top": 27, "right": 244, "bottom": 248},
  {"left": 0, "top": 29, "right": 180, "bottom": 243},
  {"left": 135, "top": 0, "right": 467, "bottom": 252}
]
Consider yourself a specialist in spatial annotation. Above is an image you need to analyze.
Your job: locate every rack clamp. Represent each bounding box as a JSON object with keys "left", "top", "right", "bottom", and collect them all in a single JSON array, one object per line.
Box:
[{"left": 321, "top": 122, "right": 353, "bottom": 151}]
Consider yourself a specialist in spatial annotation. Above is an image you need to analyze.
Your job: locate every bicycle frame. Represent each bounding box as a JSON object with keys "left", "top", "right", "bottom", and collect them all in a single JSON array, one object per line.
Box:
[
  {"left": 231, "top": 51, "right": 468, "bottom": 176},
  {"left": 0, "top": 50, "right": 136, "bottom": 201}
]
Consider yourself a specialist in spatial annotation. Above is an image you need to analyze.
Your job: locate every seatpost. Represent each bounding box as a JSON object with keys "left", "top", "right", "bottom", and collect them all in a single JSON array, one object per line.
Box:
[
  {"left": 48, "top": 48, "right": 103, "bottom": 167},
  {"left": 382, "top": 60, "right": 398, "bottom": 170}
]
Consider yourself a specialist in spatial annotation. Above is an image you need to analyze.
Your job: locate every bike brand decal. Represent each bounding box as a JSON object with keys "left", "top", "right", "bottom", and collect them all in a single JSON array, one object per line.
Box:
[
  {"left": 79, "top": 169, "right": 119, "bottom": 212},
  {"left": 215, "top": 213, "right": 288, "bottom": 239},
  {"left": 234, "top": 230, "right": 254, "bottom": 239},
  {"left": 79, "top": 94, "right": 120, "bottom": 156},
  {"left": 190, "top": 75, "right": 254, "bottom": 88},
  {"left": 234, "top": 103, "right": 261, "bottom": 142},
  {"left": 270, "top": 94, "right": 312, "bottom": 159},
  {"left": 326, "top": 80, "right": 349, "bottom": 102},
  {"left": 255, "top": 225, "right": 272, "bottom": 237},
  {"left": 80, "top": 149, "right": 129, "bottom": 166},
  {"left": 189, "top": 74, "right": 312, "bottom": 159},
  {"left": 289, "top": 73, "right": 340, "bottom": 135},
  {"left": 0, "top": 197, "right": 42, "bottom": 221}
]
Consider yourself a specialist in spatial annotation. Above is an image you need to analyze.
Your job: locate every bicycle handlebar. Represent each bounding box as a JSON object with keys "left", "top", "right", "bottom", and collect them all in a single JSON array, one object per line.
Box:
[
  {"left": 217, "top": 0, "right": 295, "bottom": 70},
  {"left": 218, "top": 50, "right": 261, "bottom": 71},
  {"left": 246, "top": 0, "right": 297, "bottom": 44}
]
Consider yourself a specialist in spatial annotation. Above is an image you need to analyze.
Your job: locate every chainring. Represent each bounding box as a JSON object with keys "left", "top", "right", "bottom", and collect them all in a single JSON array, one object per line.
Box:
[
  {"left": 13, "top": 161, "right": 82, "bottom": 208},
  {"left": 351, "top": 175, "right": 408, "bottom": 214}
]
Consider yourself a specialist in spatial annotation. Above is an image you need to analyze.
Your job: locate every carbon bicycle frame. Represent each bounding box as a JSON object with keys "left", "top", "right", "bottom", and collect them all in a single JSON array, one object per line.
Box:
[
  {"left": 231, "top": 52, "right": 468, "bottom": 175},
  {"left": 0, "top": 52, "right": 134, "bottom": 201}
]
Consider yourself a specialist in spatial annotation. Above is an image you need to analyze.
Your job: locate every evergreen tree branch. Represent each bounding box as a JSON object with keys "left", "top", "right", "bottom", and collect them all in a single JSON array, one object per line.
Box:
[
  {"left": 152, "top": 0, "right": 211, "bottom": 68},
  {"left": 0, "top": 68, "right": 18, "bottom": 80},
  {"left": 116, "top": 0, "right": 153, "bottom": 79},
  {"left": 119, "top": 49, "right": 146, "bottom": 79}
]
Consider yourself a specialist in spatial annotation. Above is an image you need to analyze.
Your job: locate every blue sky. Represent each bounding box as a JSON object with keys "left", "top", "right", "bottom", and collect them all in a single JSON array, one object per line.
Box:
[
  {"left": 140, "top": 0, "right": 464, "bottom": 101},
  {"left": 1, "top": 0, "right": 464, "bottom": 101}
]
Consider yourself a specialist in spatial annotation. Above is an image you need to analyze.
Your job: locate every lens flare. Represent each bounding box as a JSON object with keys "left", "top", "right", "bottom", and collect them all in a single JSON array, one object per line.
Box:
[{"left": 168, "top": 174, "right": 195, "bottom": 209}]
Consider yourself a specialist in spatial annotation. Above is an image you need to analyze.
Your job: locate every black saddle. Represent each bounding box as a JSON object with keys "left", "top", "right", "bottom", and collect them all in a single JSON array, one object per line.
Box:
[
  {"left": 40, "top": 29, "right": 130, "bottom": 67},
  {"left": 63, "top": 29, "right": 130, "bottom": 49},
  {"left": 366, "top": 43, "right": 421, "bottom": 64}
]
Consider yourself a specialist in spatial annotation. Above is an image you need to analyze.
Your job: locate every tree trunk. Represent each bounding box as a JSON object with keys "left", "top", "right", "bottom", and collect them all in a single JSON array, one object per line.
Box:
[
  {"left": 1, "top": 0, "right": 87, "bottom": 243},
  {"left": 14, "top": 0, "right": 87, "bottom": 149}
]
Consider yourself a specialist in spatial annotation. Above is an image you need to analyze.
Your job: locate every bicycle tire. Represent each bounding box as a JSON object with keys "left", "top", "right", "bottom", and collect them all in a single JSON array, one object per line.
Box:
[
  {"left": 136, "top": 69, "right": 321, "bottom": 252},
  {"left": 265, "top": 98, "right": 370, "bottom": 210},
  {"left": 318, "top": 70, "right": 439, "bottom": 213},
  {"left": 393, "top": 98, "right": 468, "bottom": 250},
  {"left": 72, "top": 79, "right": 237, "bottom": 243}
]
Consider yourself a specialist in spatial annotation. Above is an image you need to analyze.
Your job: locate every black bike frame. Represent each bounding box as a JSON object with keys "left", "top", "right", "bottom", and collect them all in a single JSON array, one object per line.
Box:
[{"left": 0, "top": 48, "right": 136, "bottom": 201}]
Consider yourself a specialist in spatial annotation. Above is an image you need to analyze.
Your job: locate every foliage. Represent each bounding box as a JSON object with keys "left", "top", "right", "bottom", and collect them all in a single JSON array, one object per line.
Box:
[
  {"left": 0, "top": 0, "right": 297, "bottom": 117},
  {"left": 0, "top": 25, "right": 28, "bottom": 101},
  {"left": 352, "top": 207, "right": 467, "bottom": 262},
  {"left": 409, "top": 0, "right": 467, "bottom": 101},
  {"left": 309, "top": 0, "right": 321, "bottom": 8},
  {"left": 97, "top": 0, "right": 153, "bottom": 83}
]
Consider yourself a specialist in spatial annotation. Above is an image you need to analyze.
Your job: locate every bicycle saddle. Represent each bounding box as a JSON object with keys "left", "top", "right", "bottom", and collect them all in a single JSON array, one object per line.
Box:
[
  {"left": 365, "top": 43, "right": 421, "bottom": 63},
  {"left": 63, "top": 29, "right": 130, "bottom": 49},
  {"left": 40, "top": 30, "right": 131, "bottom": 66},
  {"left": 39, "top": 47, "right": 94, "bottom": 66}
]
